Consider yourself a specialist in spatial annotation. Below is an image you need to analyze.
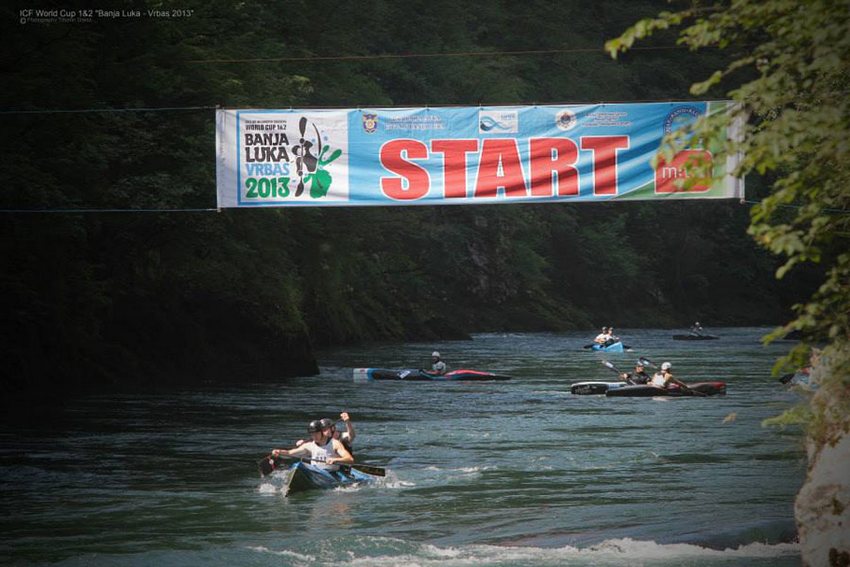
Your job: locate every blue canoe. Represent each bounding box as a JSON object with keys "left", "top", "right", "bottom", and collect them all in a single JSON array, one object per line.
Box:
[
  {"left": 353, "top": 368, "right": 512, "bottom": 382},
  {"left": 590, "top": 341, "right": 625, "bottom": 353},
  {"left": 283, "top": 461, "right": 379, "bottom": 495}
]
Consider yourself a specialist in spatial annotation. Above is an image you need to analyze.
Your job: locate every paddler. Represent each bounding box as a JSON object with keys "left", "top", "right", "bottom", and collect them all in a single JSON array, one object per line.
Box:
[
  {"left": 429, "top": 351, "right": 447, "bottom": 375},
  {"left": 593, "top": 327, "right": 610, "bottom": 344},
  {"left": 294, "top": 412, "right": 356, "bottom": 456},
  {"left": 271, "top": 419, "right": 354, "bottom": 471},
  {"left": 651, "top": 361, "right": 691, "bottom": 390},
  {"left": 620, "top": 360, "right": 650, "bottom": 384},
  {"left": 323, "top": 413, "right": 356, "bottom": 457}
]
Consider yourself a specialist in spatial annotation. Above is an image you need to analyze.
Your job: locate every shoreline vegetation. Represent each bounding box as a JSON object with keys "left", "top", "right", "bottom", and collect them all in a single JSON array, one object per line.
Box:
[{"left": 0, "top": 1, "right": 820, "bottom": 403}]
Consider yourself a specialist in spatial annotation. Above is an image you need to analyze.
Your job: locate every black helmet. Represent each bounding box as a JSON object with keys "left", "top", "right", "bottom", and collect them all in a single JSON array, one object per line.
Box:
[
  {"left": 319, "top": 418, "right": 335, "bottom": 430},
  {"left": 307, "top": 420, "right": 322, "bottom": 433}
]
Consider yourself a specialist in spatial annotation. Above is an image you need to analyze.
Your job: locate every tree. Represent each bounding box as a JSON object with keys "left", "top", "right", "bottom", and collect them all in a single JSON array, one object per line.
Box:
[{"left": 606, "top": 2, "right": 850, "bottom": 564}]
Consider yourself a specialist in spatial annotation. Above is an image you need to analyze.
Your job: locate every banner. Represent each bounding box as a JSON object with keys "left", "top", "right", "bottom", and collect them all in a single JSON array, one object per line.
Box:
[{"left": 215, "top": 102, "right": 743, "bottom": 208}]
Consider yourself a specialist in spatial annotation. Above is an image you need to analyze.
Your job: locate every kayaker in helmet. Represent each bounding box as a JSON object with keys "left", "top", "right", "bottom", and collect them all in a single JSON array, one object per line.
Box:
[
  {"left": 294, "top": 412, "right": 355, "bottom": 455},
  {"left": 651, "top": 362, "right": 691, "bottom": 390},
  {"left": 620, "top": 360, "right": 650, "bottom": 384},
  {"left": 605, "top": 327, "right": 620, "bottom": 346},
  {"left": 322, "top": 413, "right": 356, "bottom": 456},
  {"left": 594, "top": 327, "right": 610, "bottom": 344},
  {"left": 271, "top": 419, "right": 354, "bottom": 471},
  {"left": 429, "top": 351, "right": 447, "bottom": 375}
]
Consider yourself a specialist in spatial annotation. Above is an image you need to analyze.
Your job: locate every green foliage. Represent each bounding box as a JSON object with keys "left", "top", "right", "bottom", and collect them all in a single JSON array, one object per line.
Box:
[
  {"left": 608, "top": 0, "right": 850, "bottom": 437},
  {"left": 0, "top": 0, "right": 825, "bottom": 396}
]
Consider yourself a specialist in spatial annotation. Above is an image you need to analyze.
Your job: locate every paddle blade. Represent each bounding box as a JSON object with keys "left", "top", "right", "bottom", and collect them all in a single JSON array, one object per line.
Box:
[
  {"left": 639, "top": 357, "right": 657, "bottom": 369},
  {"left": 258, "top": 455, "right": 276, "bottom": 477},
  {"left": 779, "top": 373, "right": 796, "bottom": 384},
  {"left": 601, "top": 360, "right": 620, "bottom": 374},
  {"left": 349, "top": 463, "right": 386, "bottom": 477}
]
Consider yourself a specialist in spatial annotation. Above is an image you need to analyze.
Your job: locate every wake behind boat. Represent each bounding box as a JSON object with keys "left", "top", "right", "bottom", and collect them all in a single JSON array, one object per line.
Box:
[{"left": 353, "top": 368, "right": 512, "bottom": 382}]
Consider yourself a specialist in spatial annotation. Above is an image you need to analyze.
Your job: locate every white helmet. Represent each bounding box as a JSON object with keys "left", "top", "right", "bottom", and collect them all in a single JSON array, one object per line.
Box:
[
  {"left": 661, "top": 362, "right": 672, "bottom": 371},
  {"left": 432, "top": 351, "right": 440, "bottom": 358}
]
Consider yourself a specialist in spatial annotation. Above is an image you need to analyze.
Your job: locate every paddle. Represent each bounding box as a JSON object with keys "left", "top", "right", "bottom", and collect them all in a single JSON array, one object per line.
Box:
[
  {"left": 600, "top": 359, "right": 634, "bottom": 381},
  {"left": 258, "top": 454, "right": 276, "bottom": 476},
  {"left": 778, "top": 372, "right": 796, "bottom": 384},
  {"left": 259, "top": 455, "right": 386, "bottom": 477}
]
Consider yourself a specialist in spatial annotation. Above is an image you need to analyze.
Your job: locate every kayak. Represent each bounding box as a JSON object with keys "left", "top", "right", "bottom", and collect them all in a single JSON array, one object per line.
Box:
[
  {"left": 605, "top": 381, "right": 727, "bottom": 397},
  {"left": 672, "top": 334, "right": 719, "bottom": 340},
  {"left": 590, "top": 341, "right": 625, "bottom": 352},
  {"left": 353, "top": 368, "right": 512, "bottom": 382},
  {"left": 283, "top": 461, "right": 379, "bottom": 495},
  {"left": 570, "top": 381, "right": 628, "bottom": 395}
]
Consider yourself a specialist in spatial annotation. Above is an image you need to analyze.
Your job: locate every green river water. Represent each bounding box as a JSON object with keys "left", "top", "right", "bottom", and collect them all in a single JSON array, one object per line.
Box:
[{"left": 0, "top": 327, "right": 807, "bottom": 565}]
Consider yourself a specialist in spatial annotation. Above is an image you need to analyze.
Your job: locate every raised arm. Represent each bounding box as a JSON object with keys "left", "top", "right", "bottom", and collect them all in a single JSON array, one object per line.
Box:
[{"left": 340, "top": 412, "right": 356, "bottom": 443}]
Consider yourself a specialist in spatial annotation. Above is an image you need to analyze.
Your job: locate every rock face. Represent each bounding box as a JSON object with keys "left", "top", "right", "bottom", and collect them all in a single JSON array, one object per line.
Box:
[
  {"left": 797, "top": 434, "right": 850, "bottom": 566},
  {"left": 795, "top": 358, "right": 850, "bottom": 567}
]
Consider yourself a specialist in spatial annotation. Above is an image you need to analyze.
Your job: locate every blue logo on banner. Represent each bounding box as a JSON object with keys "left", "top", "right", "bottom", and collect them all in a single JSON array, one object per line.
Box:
[
  {"left": 663, "top": 106, "right": 702, "bottom": 134},
  {"left": 479, "top": 110, "right": 518, "bottom": 133}
]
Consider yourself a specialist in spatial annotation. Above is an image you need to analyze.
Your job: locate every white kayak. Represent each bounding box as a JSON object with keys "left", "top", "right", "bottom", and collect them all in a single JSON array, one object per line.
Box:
[{"left": 570, "top": 381, "right": 627, "bottom": 395}]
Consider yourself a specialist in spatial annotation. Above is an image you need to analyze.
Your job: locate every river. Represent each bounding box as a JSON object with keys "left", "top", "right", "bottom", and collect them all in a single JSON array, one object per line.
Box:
[{"left": 0, "top": 327, "right": 806, "bottom": 565}]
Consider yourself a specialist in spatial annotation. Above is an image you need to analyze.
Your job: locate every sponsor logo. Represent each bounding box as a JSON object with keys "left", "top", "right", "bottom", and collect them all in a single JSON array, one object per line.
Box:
[
  {"left": 479, "top": 109, "right": 518, "bottom": 133},
  {"left": 663, "top": 106, "right": 702, "bottom": 135},
  {"left": 555, "top": 109, "right": 577, "bottom": 131},
  {"left": 655, "top": 149, "right": 713, "bottom": 193},
  {"left": 362, "top": 113, "right": 378, "bottom": 134},
  {"left": 242, "top": 115, "right": 343, "bottom": 200}
]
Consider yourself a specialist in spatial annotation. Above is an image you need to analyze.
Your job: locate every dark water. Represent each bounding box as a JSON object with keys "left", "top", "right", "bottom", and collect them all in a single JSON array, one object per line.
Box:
[{"left": 0, "top": 328, "right": 806, "bottom": 565}]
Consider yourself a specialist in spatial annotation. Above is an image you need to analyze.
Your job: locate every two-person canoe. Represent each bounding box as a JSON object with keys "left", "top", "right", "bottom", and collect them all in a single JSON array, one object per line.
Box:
[
  {"left": 605, "top": 381, "right": 727, "bottom": 397},
  {"left": 589, "top": 341, "right": 626, "bottom": 352},
  {"left": 283, "top": 461, "right": 380, "bottom": 495},
  {"left": 353, "top": 368, "right": 512, "bottom": 382}
]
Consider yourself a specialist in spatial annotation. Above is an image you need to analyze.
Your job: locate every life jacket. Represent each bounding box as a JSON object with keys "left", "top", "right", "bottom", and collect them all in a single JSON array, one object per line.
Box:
[
  {"left": 630, "top": 371, "right": 650, "bottom": 385},
  {"left": 307, "top": 437, "right": 340, "bottom": 471}
]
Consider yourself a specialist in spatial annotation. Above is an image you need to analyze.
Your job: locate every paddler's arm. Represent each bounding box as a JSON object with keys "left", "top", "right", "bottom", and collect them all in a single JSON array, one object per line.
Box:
[
  {"left": 327, "top": 439, "right": 354, "bottom": 465},
  {"left": 340, "top": 412, "right": 355, "bottom": 443},
  {"left": 272, "top": 444, "right": 311, "bottom": 458}
]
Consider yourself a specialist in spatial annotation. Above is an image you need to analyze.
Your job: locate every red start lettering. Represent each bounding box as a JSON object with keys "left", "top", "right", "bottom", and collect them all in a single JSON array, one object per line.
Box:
[
  {"left": 581, "top": 136, "right": 629, "bottom": 196},
  {"left": 475, "top": 139, "right": 527, "bottom": 198},
  {"left": 529, "top": 138, "right": 579, "bottom": 196},
  {"left": 431, "top": 139, "right": 477, "bottom": 198},
  {"left": 379, "top": 135, "right": 631, "bottom": 200},
  {"left": 380, "top": 139, "right": 430, "bottom": 200}
]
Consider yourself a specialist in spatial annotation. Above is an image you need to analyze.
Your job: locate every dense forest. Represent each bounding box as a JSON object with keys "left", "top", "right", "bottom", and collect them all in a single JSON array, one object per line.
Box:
[{"left": 0, "top": 1, "right": 819, "bottom": 398}]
